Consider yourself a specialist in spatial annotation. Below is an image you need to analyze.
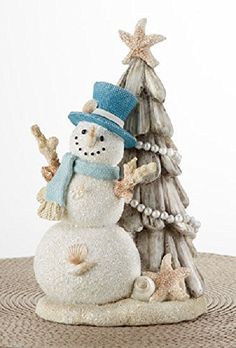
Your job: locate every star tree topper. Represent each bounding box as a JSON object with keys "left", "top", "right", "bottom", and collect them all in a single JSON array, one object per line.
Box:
[{"left": 119, "top": 18, "right": 166, "bottom": 68}]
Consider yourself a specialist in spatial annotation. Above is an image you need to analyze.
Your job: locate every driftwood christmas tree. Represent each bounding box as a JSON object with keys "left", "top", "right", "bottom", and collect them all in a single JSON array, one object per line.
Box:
[{"left": 118, "top": 18, "right": 204, "bottom": 298}]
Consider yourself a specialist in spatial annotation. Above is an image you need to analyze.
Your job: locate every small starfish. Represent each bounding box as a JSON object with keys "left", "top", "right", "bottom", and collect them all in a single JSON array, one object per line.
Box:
[
  {"left": 144, "top": 254, "right": 191, "bottom": 302},
  {"left": 119, "top": 18, "right": 166, "bottom": 68}
]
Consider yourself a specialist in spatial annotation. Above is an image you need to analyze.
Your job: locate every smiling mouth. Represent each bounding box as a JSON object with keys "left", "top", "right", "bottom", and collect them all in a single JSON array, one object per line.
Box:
[{"left": 75, "top": 145, "right": 106, "bottom": 156}]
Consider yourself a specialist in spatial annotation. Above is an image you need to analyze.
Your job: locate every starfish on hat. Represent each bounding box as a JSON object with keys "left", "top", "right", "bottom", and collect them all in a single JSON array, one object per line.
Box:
[
  {"left": 144, "top": 253, "right": 191, "bottom": 302},
  {"left": 119, "top": 18, "right": 166, "bottom": 68}
]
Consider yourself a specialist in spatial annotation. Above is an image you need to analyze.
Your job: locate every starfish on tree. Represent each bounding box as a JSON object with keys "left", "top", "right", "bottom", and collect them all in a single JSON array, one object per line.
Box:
[
  {"left": 144, "top": 254, "right": 191, "bottom": 302},
  {"left": 119, "top": 18, "right": 166, "bottom": 68}
]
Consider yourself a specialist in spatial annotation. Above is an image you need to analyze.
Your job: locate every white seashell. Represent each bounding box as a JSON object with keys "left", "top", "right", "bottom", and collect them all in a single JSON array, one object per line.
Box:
[{"left": 131, "top": 276, "right": 156, "bottom": 302}]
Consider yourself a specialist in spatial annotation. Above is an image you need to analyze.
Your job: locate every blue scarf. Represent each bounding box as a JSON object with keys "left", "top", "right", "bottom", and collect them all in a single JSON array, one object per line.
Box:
[{"left": 46, "top": 152, "right": 120, "bottom": 206}]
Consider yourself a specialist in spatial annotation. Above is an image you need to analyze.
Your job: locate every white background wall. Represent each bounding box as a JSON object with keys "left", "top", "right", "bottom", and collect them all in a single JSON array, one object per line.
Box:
[{"left": 0, "top": 0, "right": 235, "bottom": 258}]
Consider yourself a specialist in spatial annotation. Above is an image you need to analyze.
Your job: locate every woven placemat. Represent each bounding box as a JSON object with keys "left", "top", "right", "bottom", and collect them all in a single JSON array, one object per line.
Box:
[{"left": 0, "top": 253, "right": 235, "bottom": 348}]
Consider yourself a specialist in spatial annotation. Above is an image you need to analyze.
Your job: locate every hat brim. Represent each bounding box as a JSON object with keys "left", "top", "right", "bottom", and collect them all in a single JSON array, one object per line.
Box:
[{"left": 68, "top": 112, "right": 136, "bottom": 149}]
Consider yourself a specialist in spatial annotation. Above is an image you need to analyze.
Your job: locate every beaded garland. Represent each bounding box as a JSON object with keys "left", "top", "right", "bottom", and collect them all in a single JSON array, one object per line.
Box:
[
  {"left": 135, "top": 141, "right": 181, "bottom": 162},
  {"left": 129, "top": 199, "right": 201, "bottom": 230},
  {"left": 132, "top": 141, "right": 200, "bottom": 228}
]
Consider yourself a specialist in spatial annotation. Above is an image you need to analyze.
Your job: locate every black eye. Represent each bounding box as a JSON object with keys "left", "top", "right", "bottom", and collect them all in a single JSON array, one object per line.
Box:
[
  {"left": 74, "top": 136, "right": 78, "bottom": 139},
  {"left": 100, "top": 135, "right": 104, "bottom": 141},
  {"left": 81, "top": 129, "right": 87, "bottom": 134}
]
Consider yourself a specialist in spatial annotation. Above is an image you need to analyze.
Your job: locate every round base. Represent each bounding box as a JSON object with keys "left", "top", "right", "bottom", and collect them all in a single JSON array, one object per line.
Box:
[{"left": 36, "top": 295, "right": 207, "bottom": 326}]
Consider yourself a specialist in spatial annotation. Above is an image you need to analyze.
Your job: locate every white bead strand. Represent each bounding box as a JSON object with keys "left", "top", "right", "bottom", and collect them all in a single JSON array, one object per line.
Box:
[
  {"left": 151, "top": 144, "right": 159, "bottom": 153},
  {"left": 151, "top": 210, "right": 161, "bottom": 219},
  {"left": 137, "top": 204, "right": 145, "bottom": 213},
  {"left": 160, "top": 212, "right": 169, "bottom": 220},
  {"left": 166, "top": 215, "right": 175, "bottom": 224},
  {"left": 143, "top": 142, "right": 151, "bottom": 151},
  {"left": 129, "top": 200, "right": 200, "bottom": 228},
  {"left": 159, "top": 147, "right": 167, "bottom": 155},
  {"left": 135, "top": 141, "right": 143, "bottom": 150},
  {"left": 175, "top": 214, "right": 183, "bottom": 223},
  {"left": 130, "top": 199, "right": 139, "bottom": 208},
  {"left": 144, "top": 207, "right": 152, "bottom": 216},
  {"left": 135, "top": 141, "right": 180, "bottom": 160}
]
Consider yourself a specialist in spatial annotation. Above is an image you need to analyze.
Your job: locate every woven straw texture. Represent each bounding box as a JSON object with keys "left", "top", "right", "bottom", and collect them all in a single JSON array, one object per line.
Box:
[{"left": 0, "top": 253, "right": 235, "bottom": 348}]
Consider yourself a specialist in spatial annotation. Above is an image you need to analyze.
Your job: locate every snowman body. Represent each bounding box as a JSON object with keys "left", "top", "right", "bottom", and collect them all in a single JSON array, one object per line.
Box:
[
  {"left": 66, "top": 174, "right": 124, "bottom": 227},
  {"left": 34, "top": 223, "right": 140, "bottom": 304},
  {"left": 34, "top": 120, "right": 141, "bottom": 305}
]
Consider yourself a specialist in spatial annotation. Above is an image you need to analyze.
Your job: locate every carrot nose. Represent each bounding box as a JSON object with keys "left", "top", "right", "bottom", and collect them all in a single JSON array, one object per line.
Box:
[{"left": 87, "top": 126, "right": 97, "bottom": 147}]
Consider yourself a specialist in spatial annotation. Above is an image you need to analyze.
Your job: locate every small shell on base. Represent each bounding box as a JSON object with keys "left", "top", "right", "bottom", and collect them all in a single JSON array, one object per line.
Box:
[{"left": 131, "top": 276, "right": 155, "bottom": 302}]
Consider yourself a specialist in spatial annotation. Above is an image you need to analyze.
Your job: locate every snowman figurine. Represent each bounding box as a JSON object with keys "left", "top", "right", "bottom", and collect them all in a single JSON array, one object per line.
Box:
[{"left": 33, "top": 82, "right": 157, "bottom": 320}]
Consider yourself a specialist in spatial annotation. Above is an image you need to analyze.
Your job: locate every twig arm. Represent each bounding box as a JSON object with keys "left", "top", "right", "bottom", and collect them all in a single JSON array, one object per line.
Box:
[
  {"left": 114, "top": 158, "right": 157, "bottom": 202},
  {"left": 31, "top": 124, "right": 60, "bottom": 181}
]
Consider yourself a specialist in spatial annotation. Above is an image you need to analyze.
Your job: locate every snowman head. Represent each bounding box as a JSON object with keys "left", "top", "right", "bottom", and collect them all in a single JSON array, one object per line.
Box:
[{"left": 69, "top": 121, "right": 124, "bottom": 166}]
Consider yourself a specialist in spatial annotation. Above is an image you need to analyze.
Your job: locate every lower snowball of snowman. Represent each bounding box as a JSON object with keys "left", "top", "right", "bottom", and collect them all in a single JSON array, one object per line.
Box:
[{"left": 34, "top": 222, "right": 141, "bottom": 305}]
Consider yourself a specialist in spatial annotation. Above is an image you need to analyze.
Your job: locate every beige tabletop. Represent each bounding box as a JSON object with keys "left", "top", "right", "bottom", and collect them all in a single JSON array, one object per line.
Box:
[{"left": 0, "top": 253, "right": 235, "bottom": 348}]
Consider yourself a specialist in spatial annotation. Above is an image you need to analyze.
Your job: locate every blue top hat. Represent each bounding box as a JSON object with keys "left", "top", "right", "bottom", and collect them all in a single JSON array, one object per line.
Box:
[{"left": 68, "top": 82, "right": 137, "bottom": 148}]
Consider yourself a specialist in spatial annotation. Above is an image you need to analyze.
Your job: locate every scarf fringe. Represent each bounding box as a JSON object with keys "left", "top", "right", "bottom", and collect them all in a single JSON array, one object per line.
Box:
[{"left": 37, "top": 187, "right": 65, "bottom": 221}]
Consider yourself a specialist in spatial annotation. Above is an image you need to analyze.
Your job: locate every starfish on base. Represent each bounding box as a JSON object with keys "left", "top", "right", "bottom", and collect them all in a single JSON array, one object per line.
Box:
[
  {"left": 144, "top": 254, "right": 191, "bottom": 302},
  {"left": 119, "top": 18, "right": 166, "bottom": 68}
]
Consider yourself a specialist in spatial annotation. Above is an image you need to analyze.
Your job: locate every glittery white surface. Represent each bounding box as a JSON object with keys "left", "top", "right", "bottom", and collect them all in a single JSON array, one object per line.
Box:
[
  {"left": 36, "top": 295, "right": 207, "bottom": 326},
  {"left": 34, "top": 223, "right": 141, "bottom": 305},
  {"left": 66, "top": 174, "right": 124, "bottom": 227}
]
